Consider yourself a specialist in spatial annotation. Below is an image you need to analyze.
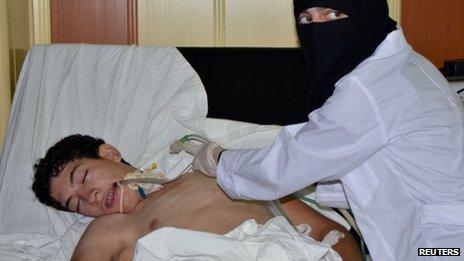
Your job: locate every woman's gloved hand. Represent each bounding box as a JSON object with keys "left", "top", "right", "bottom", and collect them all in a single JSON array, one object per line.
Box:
[{"left": 192, "top": 142, "right": 224, "bottom": 177}]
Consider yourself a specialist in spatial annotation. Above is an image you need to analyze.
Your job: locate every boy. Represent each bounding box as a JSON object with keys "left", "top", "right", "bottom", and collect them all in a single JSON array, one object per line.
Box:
[{"left": 33, "top": 134, "right": 361, "bottom": 260}]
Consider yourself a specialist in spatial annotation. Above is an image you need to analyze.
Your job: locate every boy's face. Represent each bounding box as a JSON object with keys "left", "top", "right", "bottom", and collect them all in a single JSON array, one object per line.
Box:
[{"left": 50, "top": 144, "right": 142, "bottom": 217}]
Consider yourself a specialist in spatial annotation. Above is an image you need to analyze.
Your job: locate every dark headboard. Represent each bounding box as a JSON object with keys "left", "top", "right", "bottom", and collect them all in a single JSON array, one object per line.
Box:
[{"left": 178, "top": 48, "right": 310, "bottom": 126}]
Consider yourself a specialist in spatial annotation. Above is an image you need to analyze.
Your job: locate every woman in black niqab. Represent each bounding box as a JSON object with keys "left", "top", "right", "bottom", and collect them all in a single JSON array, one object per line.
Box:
[{"left": 294, "top": 0, "right": 397, "bottom": 112}]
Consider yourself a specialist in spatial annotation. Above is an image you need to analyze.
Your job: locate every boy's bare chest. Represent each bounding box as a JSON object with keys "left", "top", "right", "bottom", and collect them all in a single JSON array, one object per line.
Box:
[{"left": 132, "top": 173, "right": 272, "bottom": 234}]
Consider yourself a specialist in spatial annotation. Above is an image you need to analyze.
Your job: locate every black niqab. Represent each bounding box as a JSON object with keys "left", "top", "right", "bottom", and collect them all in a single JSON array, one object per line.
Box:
[{"left": 294, "top": 0, "right": 397, "bottom": 112}]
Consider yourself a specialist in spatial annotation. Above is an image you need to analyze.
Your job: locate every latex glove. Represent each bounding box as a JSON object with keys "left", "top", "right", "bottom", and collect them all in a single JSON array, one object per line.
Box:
[{"left": 192, "top": 142, "right": 224, "bottom": 177}]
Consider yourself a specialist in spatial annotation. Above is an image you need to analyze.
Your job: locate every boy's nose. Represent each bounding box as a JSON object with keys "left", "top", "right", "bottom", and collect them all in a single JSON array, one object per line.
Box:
[{"left": 85, "top": 188, "right": 101, "bottom": 206}]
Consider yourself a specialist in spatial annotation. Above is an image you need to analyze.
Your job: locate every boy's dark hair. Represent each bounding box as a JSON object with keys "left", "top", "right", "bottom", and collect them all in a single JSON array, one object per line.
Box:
[{"left": 32, "top": 134, "right": 113, "bottom": 211}]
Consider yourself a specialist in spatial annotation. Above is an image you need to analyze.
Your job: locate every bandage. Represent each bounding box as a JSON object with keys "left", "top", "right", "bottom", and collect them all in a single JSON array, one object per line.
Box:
[
  {"left": 117, "top": 161, "right": 193, "bottom": 213},
  {"left": 322, "top": 230, "right": 345, "bottom": 247},
  {"left": 116, "top": 163, "right": 165, "bottom": 213},
  {"left": 123, "top": 168, "right": 166, "bottom": 194},
  {"left": 116, "top": 134, "right": 208, "bottom": 213}
]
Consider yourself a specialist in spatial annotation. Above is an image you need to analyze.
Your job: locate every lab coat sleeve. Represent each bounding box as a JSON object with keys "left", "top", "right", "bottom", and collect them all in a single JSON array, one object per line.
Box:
[
  {"left": 217, "top": 76, "right": 390, "bottom": 200},
  {"left": 316, "top": 181, "right": 350, "bottom": 208}
]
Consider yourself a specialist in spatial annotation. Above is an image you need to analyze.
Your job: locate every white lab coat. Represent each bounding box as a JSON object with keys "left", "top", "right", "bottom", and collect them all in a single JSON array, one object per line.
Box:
[{"left": 217, "top": 29, "right": 464, "bottom": 260}]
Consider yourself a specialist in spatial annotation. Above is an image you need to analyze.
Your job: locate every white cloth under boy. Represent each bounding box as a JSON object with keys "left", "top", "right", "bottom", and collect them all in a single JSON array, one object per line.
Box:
[{"left": 134, "top": 217, "right": 342, "bottom": 261}]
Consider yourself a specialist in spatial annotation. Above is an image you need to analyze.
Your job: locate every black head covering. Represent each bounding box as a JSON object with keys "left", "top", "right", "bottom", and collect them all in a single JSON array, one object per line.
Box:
[{"left": 294, "top": 0, "right": 397, "bottom": 112}]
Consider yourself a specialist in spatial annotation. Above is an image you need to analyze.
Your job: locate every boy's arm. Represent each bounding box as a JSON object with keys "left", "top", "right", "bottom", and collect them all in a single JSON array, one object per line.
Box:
[{"left": 280, "top": 197, "right": 362, "bottom": 261}]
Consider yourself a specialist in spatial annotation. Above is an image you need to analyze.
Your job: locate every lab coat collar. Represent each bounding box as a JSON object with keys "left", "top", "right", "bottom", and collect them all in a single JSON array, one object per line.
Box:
[
  {"left": 334, "top": 29, "right": 411, "bottom": 87},
  {"left": 357, "top": 28, "right": 412, "bottom": 67}
]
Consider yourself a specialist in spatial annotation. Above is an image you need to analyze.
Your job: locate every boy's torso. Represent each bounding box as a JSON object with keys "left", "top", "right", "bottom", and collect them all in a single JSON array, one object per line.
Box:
[{"left": 130, "top": 171, "right": 273, "bottom": 235}]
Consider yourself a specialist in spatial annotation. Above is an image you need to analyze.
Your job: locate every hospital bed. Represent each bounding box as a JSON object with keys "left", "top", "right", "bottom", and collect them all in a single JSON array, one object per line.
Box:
[{"left": 0, "top": 44, "right": 350, "bottom": 260}]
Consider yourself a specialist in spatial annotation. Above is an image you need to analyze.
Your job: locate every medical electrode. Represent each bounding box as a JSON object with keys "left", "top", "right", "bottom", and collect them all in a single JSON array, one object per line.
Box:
[{"left": 115, "top": 134, "right": 209, "bottom": 213}]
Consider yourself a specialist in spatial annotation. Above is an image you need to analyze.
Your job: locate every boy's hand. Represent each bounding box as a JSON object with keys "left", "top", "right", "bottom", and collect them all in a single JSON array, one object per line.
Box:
[{"left": 192, "top": 142, "right": 224, "bottom": 177}]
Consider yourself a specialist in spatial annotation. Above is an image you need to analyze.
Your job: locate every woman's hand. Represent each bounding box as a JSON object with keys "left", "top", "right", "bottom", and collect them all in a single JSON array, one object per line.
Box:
[{"left": 192, "top": 142, "right": 225, "bottom": 177}]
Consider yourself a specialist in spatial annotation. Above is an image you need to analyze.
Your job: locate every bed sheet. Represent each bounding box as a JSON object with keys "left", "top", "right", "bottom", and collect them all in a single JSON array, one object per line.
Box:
[
  {"left": 0, "top": 44, "right": 209, "bottom": 259},
  {"left": 134, "top": 216, "right": 342, "bottom": 261}
]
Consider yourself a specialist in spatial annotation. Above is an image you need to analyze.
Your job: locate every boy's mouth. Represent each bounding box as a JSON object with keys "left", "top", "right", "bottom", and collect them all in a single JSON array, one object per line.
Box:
[{"left": 105, "top": 184, "right": 117, "bottom": 209}]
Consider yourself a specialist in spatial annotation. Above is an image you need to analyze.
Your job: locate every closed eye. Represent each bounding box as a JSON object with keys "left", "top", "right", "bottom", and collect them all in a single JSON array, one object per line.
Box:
[
  {"left": 82, "top": 169, "right": 88, "bottom": 183},
  {"left": 75, "top": 170, "right": 88, "bottom": 213}
]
